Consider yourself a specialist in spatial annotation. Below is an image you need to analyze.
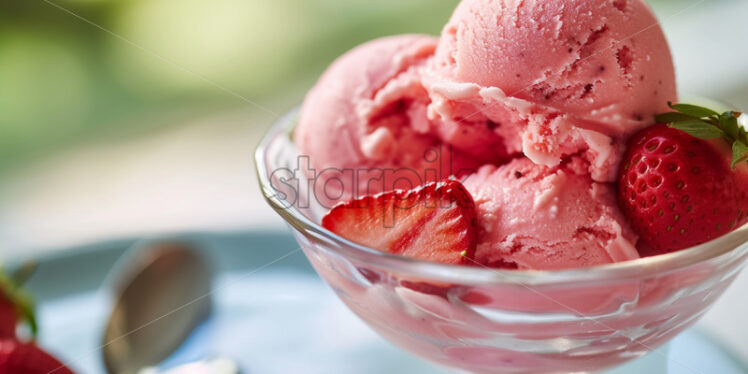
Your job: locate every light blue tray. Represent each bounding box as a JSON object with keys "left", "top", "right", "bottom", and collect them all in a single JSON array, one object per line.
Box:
[{"left": 25, "top": 232, "right": 748, "bottom": 373}]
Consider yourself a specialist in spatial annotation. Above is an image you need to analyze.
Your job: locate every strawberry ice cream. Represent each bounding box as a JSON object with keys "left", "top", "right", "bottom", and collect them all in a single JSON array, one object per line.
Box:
[
  {"left": 265, "top": 2, "right": 748, "bottom": 373},
  {"left": 425, "top": 0, "right": 677, "bottom": 182},
  {"left": 295, "top": 0, "right": 679, "bottom": 270},
  {"left": 463, "top": 158, "right": 639, "bottom": 270},
  {"left": 295, "top": 35, "right": 491, "bottom": 206}
]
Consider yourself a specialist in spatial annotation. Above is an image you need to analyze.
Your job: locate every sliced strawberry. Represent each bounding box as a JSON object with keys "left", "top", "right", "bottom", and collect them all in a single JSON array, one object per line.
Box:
[
  {"left": 0, "top": 340, "right": 74, "bottom": 374},
  {"left": 322, "top": 180, "right": 478, "bottom": 265},
  {"left": 618, "top": 123, "right": 748, "bottom": 255}
]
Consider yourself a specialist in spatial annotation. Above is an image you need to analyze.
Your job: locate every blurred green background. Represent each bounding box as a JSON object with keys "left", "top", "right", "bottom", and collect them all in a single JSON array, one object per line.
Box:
[
  {"left": 1, "top": 0, "right": 700, "bottom": 177},
  {"left": 0, "top": 0, "right": 464, "bottom": 176}
]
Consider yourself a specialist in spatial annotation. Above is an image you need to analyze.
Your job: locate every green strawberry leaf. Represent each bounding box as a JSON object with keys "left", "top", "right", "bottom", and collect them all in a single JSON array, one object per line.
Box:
[
  {"left": 10, "top": 263, "right": 37, "bottom": 286},
  {"left": 720, "top": 111, "right": 741, "bottom": 140},
  {"left": 0, "top": 270, "right": 37, "bottom": 336},
  {"left": 668, "top": 102, "right": 720, "bottom": 118},
  {"left": 655, "top": 112, "right": 697, "bottom": 123},
  {"left": 733, "top": 112, "right": 747, "bottom": 144},
  {"left": 658, "top": 102, "right": 748, "bottom": 170},
  {"left": 668, "top": 120, "right": 726, "bottom": 140},
  {"left": 14, "top": 293, "right": 37, "bottom": 337},
  {"left": 732, "top": 140, "right": 748, "bottom": 169}
]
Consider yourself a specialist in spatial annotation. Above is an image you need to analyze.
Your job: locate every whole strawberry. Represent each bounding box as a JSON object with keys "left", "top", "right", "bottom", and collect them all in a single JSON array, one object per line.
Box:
[
  {"left": 619, "top": 103, "right": 748, "bottom": 256},
  {"left": 0, "top": 339, "right": 74, "bottom": 374}
]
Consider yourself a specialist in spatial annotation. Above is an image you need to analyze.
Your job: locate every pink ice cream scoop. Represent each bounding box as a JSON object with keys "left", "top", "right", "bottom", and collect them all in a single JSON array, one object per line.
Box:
[
  {"left": 463, "top": 157, "right": 640, "bottom": 270},
  {"left": 425, "top": 0, "right": 677, "bottom": 182},
  {"left": 297, "top": 0, "right": 675, "bottom": 270},
  {"left": 295, "top": 35, "right": 489, "bottom": 208}
]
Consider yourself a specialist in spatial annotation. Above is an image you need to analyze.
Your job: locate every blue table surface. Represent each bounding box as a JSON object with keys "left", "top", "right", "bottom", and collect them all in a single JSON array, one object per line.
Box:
[{"left": 25, "top": 231, "right": 748, "bottom": 374}]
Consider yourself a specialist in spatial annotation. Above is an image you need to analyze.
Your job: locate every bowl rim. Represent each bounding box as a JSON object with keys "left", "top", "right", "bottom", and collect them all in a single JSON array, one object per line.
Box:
[{"left": 255, "top": 109, "right": 748, "bottom": 286}]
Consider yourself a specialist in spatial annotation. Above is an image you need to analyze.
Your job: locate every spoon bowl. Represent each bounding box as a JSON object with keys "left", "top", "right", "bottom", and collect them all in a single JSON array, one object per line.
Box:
[{"left": 102, "top": 241, "right": 213, "bottom": 374}]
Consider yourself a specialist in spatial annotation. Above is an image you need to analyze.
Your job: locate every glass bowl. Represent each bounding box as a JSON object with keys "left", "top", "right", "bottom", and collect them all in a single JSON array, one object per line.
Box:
[{"left": 255, "top": 109, "right": 748, "bottom": 374}]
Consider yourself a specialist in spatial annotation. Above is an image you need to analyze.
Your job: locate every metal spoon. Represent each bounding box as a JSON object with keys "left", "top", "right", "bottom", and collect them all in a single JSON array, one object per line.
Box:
[{"left": 102, "top": 241, "right": 214, "bottom": 374}]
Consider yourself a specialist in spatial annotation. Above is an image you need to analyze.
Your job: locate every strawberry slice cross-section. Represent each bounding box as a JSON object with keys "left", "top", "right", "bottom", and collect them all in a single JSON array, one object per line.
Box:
[{"left": 322, "top": 180, "right": 478, "bottom": 265}]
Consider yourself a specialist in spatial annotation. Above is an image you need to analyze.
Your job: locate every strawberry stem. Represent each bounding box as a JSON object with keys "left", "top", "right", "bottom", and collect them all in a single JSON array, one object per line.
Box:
[{"left": 658, "top": 102, "right": 748, "bottom": 169}]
